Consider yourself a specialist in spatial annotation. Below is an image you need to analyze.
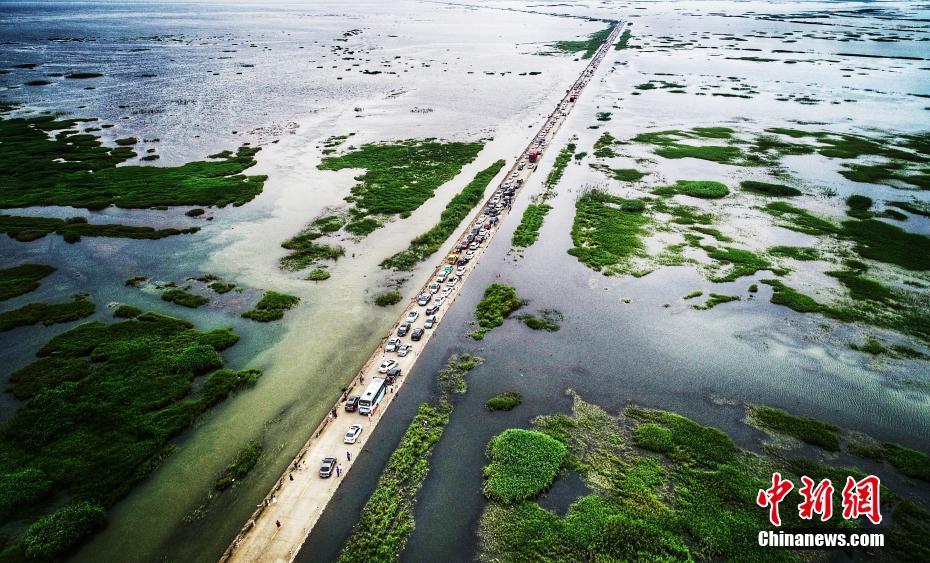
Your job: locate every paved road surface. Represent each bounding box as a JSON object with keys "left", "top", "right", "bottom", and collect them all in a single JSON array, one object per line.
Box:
[{"left": 222, "top": 21, "right": 625, "bottom": 563}]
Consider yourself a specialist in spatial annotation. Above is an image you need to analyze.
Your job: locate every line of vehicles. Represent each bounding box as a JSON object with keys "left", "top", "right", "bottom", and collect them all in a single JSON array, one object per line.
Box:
[{"left": 316, "top": 22, "right": 624, "bottom": 480}]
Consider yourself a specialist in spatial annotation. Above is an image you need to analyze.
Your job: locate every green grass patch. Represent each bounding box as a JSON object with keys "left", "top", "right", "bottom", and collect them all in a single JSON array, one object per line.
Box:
[
  {"left": 374, "top": 291, "right": 402, "bottom": 307},
  {"left": 21, "top": 501, "right": 106, "bottom": 560},
  {"left": 483, "top": 429, "right": 566, "bottom": 504},
  {"left": 567, "top": 189, "right": 651, "bottom": 275},
  {"left": 768, "top": 246, "right": 820, "bottom": 260},
  {"left": 214, "top": 441, "right": 262, "bottom": 491},
  {"left": 470, "top": 283, "right": 525, "bottom": 340},
  {"left": 381, "top": 159, "right": 505, "bottom": 270},
  {"left": 551, "top": 24, "right": 616, "bottom": 59},
  {"left": 511, "top": 203, "right": 551, "bottom": 249},
  {"left": 701, "top": 245, "right": 774, "bottom": 282},
  {"left": 0, "top": 263, "right": 55, "bottom": 301},
  {"left": 161, "top": 288, "right": 208, "bottom": 309},
  {"left": 208, "top": 281, "right": 236, "bottom": 294},
  {"left": 317, "top": 139, "right": 484, "bottom": 235},
  {"left": 486, "top": 391, "right": 522, "bottom": 411},
  {"left": 0, "top": 112, "right": 266, "bottom": 209},
  {"left": 279, "top": 230, "right": 345, "bottom": 271},
  {"left": 740, "top": 180, "right": 802, "bottom": 197},
  {"left": 0, "top": 214, "right": 199, "bottom": 243},
  {"left": 654, "top": 179, "right": 730, "bottom": 199},
  {"left": 592, "top": 132, "right": 619, "bottom": 158},
  {"left": 0, "top": 312, "right": 257, "bottom": 556},
  {"left": 0, "top": 295, "right": 95, "bottom": 332},
  {"left": 241, "top": 291, "right": 299, "bottom": 322},
  {"left": 520, "top": 309, "right": 562, "bottom": 331},
  {"left": 112, "top": 304, "right": 142, "bottom": 318},
  {"left": 589, "top": 163, "right": 647, "bottom": 182},
  {"left": 545, "top": 143, "right": 575, "bottom": 189},
  {"left": 693, "top": 293, "right": 740, "bottom": 310},
  {"left": 306, "top": 269, "right": 331, "bottom": 281},
  {"left": 748, "top": 405, "right": 840, "bottom": 451},
  {"left": 888, "top": 199, "right": 930, "bottom": 217}
]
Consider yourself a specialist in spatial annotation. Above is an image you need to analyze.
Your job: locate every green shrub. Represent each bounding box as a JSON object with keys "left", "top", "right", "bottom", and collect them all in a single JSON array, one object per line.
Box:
[
  {"left": 21, "top": 501, "right": 105, "bottom": 559},
  {"left": 242, "top": 291, "right": 299, "bottom": 321},
  {"left": 486, "top": 391, "right": 522, "bottom": 411},
  {"left": 373, "top": 291, "right": 402, "bottom": 307},
  {"left": 483, "top": 429, "right": 566, "bottom": 503}
]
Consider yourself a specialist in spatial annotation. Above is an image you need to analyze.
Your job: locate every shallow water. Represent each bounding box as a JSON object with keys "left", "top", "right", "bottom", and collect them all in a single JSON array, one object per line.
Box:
[{"left": 2, "top": 1, "right": 929, "bottom": 561}]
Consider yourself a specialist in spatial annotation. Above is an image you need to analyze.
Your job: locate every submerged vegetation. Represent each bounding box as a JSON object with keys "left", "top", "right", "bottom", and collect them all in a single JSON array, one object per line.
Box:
[
  {"left": 486, "top": 391, "right": 522, "bottom": 411},
  {"left": 520, "top": 309, "right": 563, "bottom": 332},
  {"left": 0, "top": 295, "right": 95, "bottom": 332},
  {"left": 161, "top": 288, "right": 209, "bottom": 309},
  {"left": 0, "top": 263, "right": 55, "bottom": 301},
  {"left": 374, "top": 291, "right": 402, "bottom": 307},
  {"left": 567, "top": 189, "right": 650, "bottom": 275},
  {"left": 241, "top": 291, "right": 300, "bottom": 322},
  {"left": 511, "top": 204, "right": 551, "bottom": 249},
  {"left": 479, "top": 393, "right": 929, "bottom": 562},
  {"left": 483, "top": 429, "right": 566, "bottom": 504},
  {"left": 279, "top": 230, "right": 345, "bottom": 272},
  {"left": 0, "top": 312, "right": 258, "bottom": 558},
  {"left": 549, "top": 24, "right": 616, "bottom": 59},
  {"left": 338, "top": 354, "right": 482, "bottom": 562},
  {"left": 382, "top": 160, "right": 505, "bottom": 271},
  {"left": 470, "top": 283, "right": 525, "bottom": 340},
  {"left": 0, "top": 214, "right": 198, "bottom": 243},
  {"left": 214, "top": 441, "right": 263, "bottom": 491},
  {"left": 653, "top": 179, "right": 730, "bottom": 199},
  {"left": 0, "top": 111, "right": 266, "bottom": 209},
  {"left": 317, "top": 139, "right": 484, "bottom": 236}
]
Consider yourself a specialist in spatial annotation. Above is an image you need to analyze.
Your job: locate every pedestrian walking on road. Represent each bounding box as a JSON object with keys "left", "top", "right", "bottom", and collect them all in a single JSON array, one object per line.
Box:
[
  {"left": 276, "top": 520, "right": 281, "bottom": 529},
  {"left": 289, "top": 473, "right": 294, "bottom": 481},
  {"left": 346, "top": 451, "right": 351, "bottom": 462},
  {"left": 336, "top": 465, "right": 342, "bottom": 477}
]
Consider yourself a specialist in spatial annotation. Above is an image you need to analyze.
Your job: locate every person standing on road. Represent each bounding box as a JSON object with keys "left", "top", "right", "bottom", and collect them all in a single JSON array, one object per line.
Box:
[
  {"left": 336, "top": 465, "right": 342, "bottom": 477},
  {"left": 346, "top": 451, "right": 351, "bottom": 462}
]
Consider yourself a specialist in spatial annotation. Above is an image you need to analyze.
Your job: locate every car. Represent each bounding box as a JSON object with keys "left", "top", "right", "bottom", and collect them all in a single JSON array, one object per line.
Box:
[
  {"left": 436, "top": 272, "right": 447, "bottom": 283},
  {"left": 446, "top": 276, "right": 459, "bottom": 286},
  {"left": 456, "top": 266, "right": 466, "bottom": 276},
  {"left": 426, "top": 304, "right": 440, "bottom": 315},
  {"left": 397, "top": 322, "right": 410, "bottom": 337},
  {"left": 434, "top": 296, "right": 446, "bottom": 307},
  {"left": 417, "top": 293, "right": 431, "bottom": 306},
  {"left": 398, "top": 344, "right": 413, "bottom": 357},
  {"left": 387, "top": 366, "right": 402, "bottom": 378},
  {"left": 442, "top": 265, "right": 453, "bottom": 274},
  {"left": 385, "top": 337, "right": 400, "bottom": 352},
  {"left": 440, "top": 287, "right": 453, "bottom": 297},
  {"left": 320, "top": 457, "right": 337, "bottom": 478},
  {"left": 344, "top": 395, "right": 360, "bottom": 412},
  {"left": 411, "top": 328, "right": 425, "bottom": 341},
  {"left": 424, "top": 315, "right": 436, "bottom": 329},
  {"left": 344, "top": 424, "right": 363, "bottom": 444},
  {"left": 517, "top": 163, "right": 525, "bottom": 170},
  {"left": 466, "top": 250, "right": 476, "bottom": 258},
  {"left": 379, "top": 359, "right": 398, "bottom": 373},
  {"left": 405, "top": 310, "right": 419, "bottom": 323},
  {"left": 429, "top": 282, "right": 440, "bottom": 294},
  {"left": 469, "top": 243, "right": 479, "bottom": 251}
]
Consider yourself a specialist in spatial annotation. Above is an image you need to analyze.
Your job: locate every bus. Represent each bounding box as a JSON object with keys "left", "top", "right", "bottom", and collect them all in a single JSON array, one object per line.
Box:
[{"left": 358, "top": 377, "right": 387, "bottom": 415}]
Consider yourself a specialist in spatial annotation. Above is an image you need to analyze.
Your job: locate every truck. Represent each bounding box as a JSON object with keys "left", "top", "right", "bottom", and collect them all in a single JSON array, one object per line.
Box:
[{"left": 528, "top": 149, "right": 539, "bottom": 163}]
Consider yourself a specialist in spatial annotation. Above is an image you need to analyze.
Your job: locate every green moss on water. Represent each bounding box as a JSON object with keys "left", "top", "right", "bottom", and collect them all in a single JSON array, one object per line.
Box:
[
  {"left": 483, "top": 429, "right": 566, "bottom": 504},
  {"left": 826, "top": 270, "right": 892, "bottom": 303},
  {"left": 701, "top": 245, "right": 774, "bottom": 282},
  {"left": 0, "top": 296, "right": 95, "bottom": 332},
  {"left": 214, "top": 441, "right": 262, "bottom": 491},
  {"left": 0, "top": 214, "right": 199, "bottom": 243},
  {"left": 317, "top": 139, "right": 484, "bottom": 235},
  {"left": 0, "top": 112, "right": 266, "bottom": 209},
  {"left": 632, "top": 129, "right": 745, "bottom": 164},
  {"left": 589, "top": 163, "right": 648, "bottom": 182},
  {"left": 486, "top": 391, "right": 522, "bottom": 412},
  {"left": 567, "top": 189, "right": 651, "bottom": 275},
  {"left": 653, "top": 180, "right": 730, "bottom": 199},
  {"left": 381, "top": 160, "right": 505, "bottom": 270},
  {"left": 683, "top": 290, "right": 703, "bottom": 300},
  {"left": 0, "top": 312, "right": 257, "bottom": 555},
  {"left": 470, "top": 284, "right": 524, "bottom": 340},
  {"left": 241, "top": 291, "right": 299, "bottom": 322},
  {"left": 0, "top": 263, "right": 55, "bottom": 301},
  {"left": 748, "top": 405, "right": 840, "bottom": 451},
  {"left": 511, "top": 203, "right": 551, "bottom": 249},
  {"left": 208, "top": 281, "right": 236, "bottom": 294},
  {"left": 550, "top": 24, "right": 616, "bottom": 59},
  {"left": 112, "top": 304, "right": 142, "bottom": 319},
  {"left": 693, "top": 293, "right": 740, "bottom": 310},
  {"left": 520, "top": 309, "right": 562, "bottom": 331},
  {"left": 841, "top": 219, "right": 930, "bottom": 271},
  {"left": 768, "top": 246, "right": 820, "bottom": 260},
  {"left": 161, "top": 288, "right": 208, "bottom": 309},
  {"left": 374, "top": 291, "right": 402, "bottom": 307},
  {"left": 740, "top": 180, "right": 802, "bottom": 197}
]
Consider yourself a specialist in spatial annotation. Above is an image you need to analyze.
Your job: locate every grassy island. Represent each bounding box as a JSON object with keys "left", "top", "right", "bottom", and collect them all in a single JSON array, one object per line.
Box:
[
  {"left": 0, "top": 263, "right": 56, "bottom": 301},
  {"left": 470, "top": 284, "right": 524, "bottom": 340}
]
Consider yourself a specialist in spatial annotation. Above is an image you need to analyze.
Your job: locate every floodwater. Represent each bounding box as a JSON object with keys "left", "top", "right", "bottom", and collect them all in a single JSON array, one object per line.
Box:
[{"left": 1, "top": 1, "right": 928, "bottom": 562}]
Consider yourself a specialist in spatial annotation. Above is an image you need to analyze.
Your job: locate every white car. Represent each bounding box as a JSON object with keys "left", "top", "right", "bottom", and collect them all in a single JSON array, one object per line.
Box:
[
  {"left": 398, "top": 344, "right": 413, "bottom": 357},
  {"left": 446, "top": 276, "right": 459, "bottom": 286},
  {"left": 434, "top": 296, "right": 446, "bottom": 307},
  {"left": 440, "top": 287, "right": 453, "bottom": 297},
  {"left": 424, "top": 315, "right": 436, "bottom": 329},
  {"left": 456, "top": 266, "right": 466, "bottom": 276},
  {"left": 428, "top": 282, "right": 440, "bottom": 294},
  {"left": 385, "top": 338, "right": 400, "bottom": 352},
  {"left": 466, "top": 250, "right": 476, "bottom": 258},
  {"left": 379, "top": 359, "right": 398, "bottom": 373},
  {"left": 344, "top": 424, "right": 363, "bottom": 444},
  {"left": 405, "top": 310, "right": 419, "bottom": 323}
]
